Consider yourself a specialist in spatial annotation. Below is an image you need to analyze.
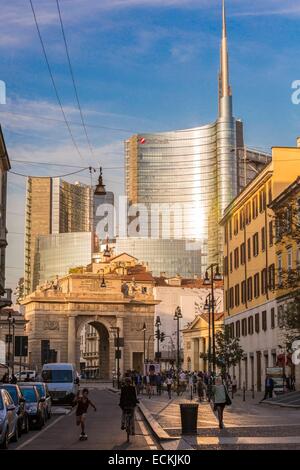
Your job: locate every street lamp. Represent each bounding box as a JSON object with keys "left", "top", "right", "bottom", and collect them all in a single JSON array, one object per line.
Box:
[
  {"left": 173, "top": 306, "right": 182, "bottom": 391},
  {"left": 12, "top": 318, "right": 16, "bottom": 377},
  {"left": 142, "top": 322, "right": 146, "bottom": 365},
  {"left": 111, "top": 326, "right": 120, "bottom": 389},
  {"left": 155, "top": 316, "right": 161, "bottom": 363},
  {"left": 203, "top": 264, "right": 222, "bottom": 375}
]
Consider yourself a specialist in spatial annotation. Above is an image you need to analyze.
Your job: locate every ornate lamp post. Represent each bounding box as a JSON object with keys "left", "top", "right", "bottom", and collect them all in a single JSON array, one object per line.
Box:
[
  {"left": 155, "top": 316, "right": 161, "bottom": 363},
  {"left": 203, "top": 265, "right": 222, "bottom": 375},
  {"left": 173, "top": 306, "right": 182, "bottom": 390}
]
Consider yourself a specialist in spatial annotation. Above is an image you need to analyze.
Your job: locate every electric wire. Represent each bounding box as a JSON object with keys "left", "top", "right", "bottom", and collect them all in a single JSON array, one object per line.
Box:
[
  {"left": 29, "top": 0, "right": 84, "bottom": 160},
  {"left": 56, "top": 0, "right": 94, "bottom": 157}
]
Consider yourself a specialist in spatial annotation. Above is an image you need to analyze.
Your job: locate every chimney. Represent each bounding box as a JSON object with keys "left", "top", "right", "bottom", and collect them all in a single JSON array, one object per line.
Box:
[{"left": 297, "top": 137, "right": 300, "bottom": 148}]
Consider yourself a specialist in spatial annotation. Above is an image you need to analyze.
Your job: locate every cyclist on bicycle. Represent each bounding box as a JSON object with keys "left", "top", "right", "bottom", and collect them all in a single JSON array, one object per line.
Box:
[{"left": 119, "top": 377, "right": 139, "bottom": 435}]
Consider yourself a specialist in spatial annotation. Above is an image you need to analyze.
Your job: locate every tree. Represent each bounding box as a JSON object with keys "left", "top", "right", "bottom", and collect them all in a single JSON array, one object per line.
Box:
[{"left": 200, "top": 326, "right": 244, "bottom": 374}]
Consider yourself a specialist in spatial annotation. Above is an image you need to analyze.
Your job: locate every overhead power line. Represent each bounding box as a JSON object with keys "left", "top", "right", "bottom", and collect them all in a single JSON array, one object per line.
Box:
[
  {"left": 29, "top": 0, "right": 84, "bottom": 160},
  {"left": 10, "top": 159, "right": 123, "bottom": 170},
  {"left": 10, "top": 166, "right": 90, "bottom": 179},
  {"left": 56, "top": 0, "right": 94, "bottom": 157}
]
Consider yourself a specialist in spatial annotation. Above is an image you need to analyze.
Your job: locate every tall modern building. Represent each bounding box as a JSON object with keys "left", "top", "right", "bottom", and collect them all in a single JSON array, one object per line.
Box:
[
  {"left": 121, "top": 1, "right": 271, "bottom": 276},
  {"left": 24, "top": 177, "right": 91, "bottom": 294}
]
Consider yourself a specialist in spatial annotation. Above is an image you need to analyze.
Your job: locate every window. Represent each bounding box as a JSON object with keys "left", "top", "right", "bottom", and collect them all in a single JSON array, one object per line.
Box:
[
  {"left": 241, "top": 281, "right": 246, "bottom": 304},
  {"left": 252, "top": 195, "right": 258, "bottom": 219},
  {"left": 286, "top": 208, "right": 292, "bottom": 233},
  {"left": 261, "top": 268, "right": 267, "bottom": 294},
  {"left": 269, "top": 264, "right": 275, "bottom": 290},
  {"left": 225, "top": 223, "right": 228, "bottom": 244},
  {"left": 287, "top": 247, "right": 293, "bottom": 272},
  {"left": 235, "top": 320, "right": 241, "bottom": 338},
  {"left": 277, "top": 254, "right": 283, "bottom": 286},
  {"left": 245, "top": 202, "right": 251, "bottom": 225},
  {"left": 234, "top": 214, "right": 239, "bottom": 235},
  {"left": 248, "top": 316, "right": 254, "bottom": 335},
  {"left": 229, "top": 287, "right": 234, "bottom": 309},
  {"left": 229, "top": 219, "right": 232, "bottom": 240},
  {"left": 247, "top": 277, "right": 253, "bottom": 301},
  {"left": 261, "top": 227, "right": 266, "bottom": 252},
  {"left": 242, "top": 318, "right": 247, "bottom": 336},
  {"left": 255, "top": 313, "right": 260, "bottom": 333},
  {"left": 239, "top": 210, "right": 245, "bottom": 230},
  {"left": 247, "top": 238, "right": 251, "bottom": 260},
  {"left": 254, "top": 273, "right": 260, "bottom": 298},
  {"left": 259, "top": 188, "right": 266, "bottom": 212},
  {"left": 297, "top": 198, "right": 300, "bottom": 225},
  {"left": 262, "top": 311, "right": 267, "bottom": 331},
  {"left": 253, "top": 232, "right": 259, "bottom": 257},
  {"left": 234, "top": 248, "right": 239, "bottom": 269},
  {"left": 235, "top": 284, "right": 240, "bottom": 307},
  {"left": 297, "top": 245, "right": 300, "bottom": 275},
  {"left": 268, "top": 181, "right": 272, "bottom": 204},
  {"left": 278, "top": 306, "right": 284, "bottom": 327},
  {"left": 230, "top": 252, "right": 233, "bottom": 273},
  {"left": 271, "top": 308, "right": 275, "bottom": 329},
  {"left": 225, "top": 290, "right": 228, "bottom": 310},
  {"left": 240, "top": 243, "right": 246, "bottom": 265},
  {"left": 269, "top": 221, "right": 274, "bottom": 246},
  {"left": 224, "top": 256, "right": 228, "bottom": 276}
]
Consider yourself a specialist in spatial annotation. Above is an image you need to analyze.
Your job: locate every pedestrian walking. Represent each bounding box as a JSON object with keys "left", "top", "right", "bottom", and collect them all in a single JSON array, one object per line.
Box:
[
  {"left": 197, "top": 376, "right": 205, "bottom": 402},
  {"left": 231, "top": 376, "right": 237, "bottom": 396},
  {"left": 211, "top": 376, "right": 231, "bottom": 429},
  {"left": 165, "top": 376, "right": 173, "bottom": 399},
  {"left": 260, "top": 375, "right": 275, "bottom": 402},
  {"left": 149, "top": 373, "right": 156, "bottom": 398}
]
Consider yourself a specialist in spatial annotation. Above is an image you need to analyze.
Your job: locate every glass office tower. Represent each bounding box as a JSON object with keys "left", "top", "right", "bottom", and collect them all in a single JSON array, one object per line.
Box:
[
  {"left": 32, "top": 232, "right": 92, "bottom": 290},
  {"left": 123, "top": 1, "right": 270, "bottom": 275}
]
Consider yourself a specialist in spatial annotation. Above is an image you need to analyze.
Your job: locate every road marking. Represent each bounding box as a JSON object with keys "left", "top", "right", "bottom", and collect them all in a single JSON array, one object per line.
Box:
[
  {"left": 194, "top": 436, "right": 300, "bottom": 446},
  {"left": 136, "top": 409, "right": 157, "bottom": 450},
  {"left": 15, "top": 408, "right": 76, "bottom": 450}
]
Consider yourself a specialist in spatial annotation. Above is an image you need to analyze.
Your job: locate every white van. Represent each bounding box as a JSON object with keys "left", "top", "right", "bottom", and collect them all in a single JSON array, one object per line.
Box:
[{"left": 41, "top": 363, "right": 79, "bottom": 404}]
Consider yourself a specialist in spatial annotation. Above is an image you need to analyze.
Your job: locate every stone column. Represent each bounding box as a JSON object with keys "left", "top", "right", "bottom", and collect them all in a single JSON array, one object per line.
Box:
[
  {"left": 68, "top": 315, "right": 76, "bottom": 365},
  {"left": 193, "top": 339, "right": 199, "bottom": 371},
  {"left": 199, "top": 337, "right": 205, "bottom": 371}
]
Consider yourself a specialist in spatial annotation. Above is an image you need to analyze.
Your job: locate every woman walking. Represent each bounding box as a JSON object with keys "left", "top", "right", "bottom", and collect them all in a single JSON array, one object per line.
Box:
[{"left": 212, "top": 376, "right": 231, "bottom": 429}]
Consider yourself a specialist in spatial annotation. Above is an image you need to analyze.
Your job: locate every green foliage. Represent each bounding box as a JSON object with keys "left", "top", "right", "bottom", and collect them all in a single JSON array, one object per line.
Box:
[{"left": 200, "top": 325, "right": 244, "bottom": 373}]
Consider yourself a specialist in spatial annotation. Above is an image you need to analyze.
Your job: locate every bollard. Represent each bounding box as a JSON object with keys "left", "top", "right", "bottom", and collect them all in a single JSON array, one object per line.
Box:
[
  {"left": 243, "top": 386, "right": 246, "bottom": 402},
  {"left": 190, "top": 386, "right": 193, "bottom": 401},
  {"left": 252, "top": 386, "right": 255, "bottom": 399}
]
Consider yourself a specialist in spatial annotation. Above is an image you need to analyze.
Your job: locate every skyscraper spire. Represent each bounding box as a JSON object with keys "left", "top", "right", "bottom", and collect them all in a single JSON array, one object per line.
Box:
[{"left": 219, "top": 0, "right": 232, "bottom": 118}]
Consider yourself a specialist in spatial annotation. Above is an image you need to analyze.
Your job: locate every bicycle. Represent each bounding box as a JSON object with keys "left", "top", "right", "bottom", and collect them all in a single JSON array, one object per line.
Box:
[{"left": 123, "top": 407, "right": 134, "bottom": 442}]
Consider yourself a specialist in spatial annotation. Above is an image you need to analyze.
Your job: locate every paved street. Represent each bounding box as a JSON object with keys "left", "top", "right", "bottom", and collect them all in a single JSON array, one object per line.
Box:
[
  {"left": 9, "top": 385, "right": 159, "bottom": 451},
  {"left": 139, "top": 389, "right": 300, "bottom": 450}
]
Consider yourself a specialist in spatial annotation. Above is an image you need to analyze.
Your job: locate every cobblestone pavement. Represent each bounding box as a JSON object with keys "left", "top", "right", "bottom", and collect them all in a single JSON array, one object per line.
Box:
[{"left": 140, "top": 388, "right": 300, "bottom": 450}]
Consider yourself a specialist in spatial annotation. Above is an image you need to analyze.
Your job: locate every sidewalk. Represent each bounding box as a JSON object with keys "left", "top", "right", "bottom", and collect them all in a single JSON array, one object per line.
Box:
[{"left": 138, "top": 388, "right": 300, "bottom": 450}]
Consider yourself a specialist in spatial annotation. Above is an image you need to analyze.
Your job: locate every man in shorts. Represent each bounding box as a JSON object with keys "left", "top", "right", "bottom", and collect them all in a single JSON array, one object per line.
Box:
[{"left": 75, "top": 388, "right": 96, "bottom": 439}]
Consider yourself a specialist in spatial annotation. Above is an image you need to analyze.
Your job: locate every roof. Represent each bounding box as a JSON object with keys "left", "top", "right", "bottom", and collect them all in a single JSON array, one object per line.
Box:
[
  {"left": 109, "top": 252, "right": 138, "bottom": 262},
  {"left": 183, "top": 312, "right": 224, "bottom": 332},
  {"left": 269, "top": 176, "right": 300, "bottom": 209},
  {"left": 154, "top": 277, "right": 223, "bottom": 289}
]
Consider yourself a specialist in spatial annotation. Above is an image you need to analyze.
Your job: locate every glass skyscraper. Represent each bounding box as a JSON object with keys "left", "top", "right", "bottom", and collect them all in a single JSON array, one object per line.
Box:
[{"left": 122, "top": 1, "right": 271, "bottom": 276}]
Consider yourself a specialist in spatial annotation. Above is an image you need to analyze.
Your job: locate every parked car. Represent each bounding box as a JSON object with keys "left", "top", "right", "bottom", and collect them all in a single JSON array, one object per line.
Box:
[
  {"left": 0, "top": 388, "right": 19, "bottom": 449},
  {"left": 19, "top": 382, "right": 51, "bottom": 420},
  {"left": 0, "top": 384, "right": 29, "bottom": 434},
  {"left": 42, "top": 363, "right": 79, "bottom": 404},
  {"left": 16, "top": 370, "right": 37, "bottom": 381},
  {"left": 19, "top": 385, "right": 45, "bottom": 430}
]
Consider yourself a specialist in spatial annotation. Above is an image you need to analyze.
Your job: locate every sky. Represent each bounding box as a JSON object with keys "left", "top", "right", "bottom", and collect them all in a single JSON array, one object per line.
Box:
[{"left": 1, "top": 0, "right": 300, "bottom": 293}]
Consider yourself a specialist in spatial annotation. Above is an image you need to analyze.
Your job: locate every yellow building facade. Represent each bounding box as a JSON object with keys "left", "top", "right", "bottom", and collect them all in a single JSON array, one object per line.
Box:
[{"left": 220, "top": 144, "right": 300, "bottom": 391}]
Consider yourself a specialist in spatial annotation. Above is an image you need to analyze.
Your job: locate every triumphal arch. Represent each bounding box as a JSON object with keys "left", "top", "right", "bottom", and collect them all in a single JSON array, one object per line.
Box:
[{"left": 22, "top": 253, "right": 158, "bottom": 378}]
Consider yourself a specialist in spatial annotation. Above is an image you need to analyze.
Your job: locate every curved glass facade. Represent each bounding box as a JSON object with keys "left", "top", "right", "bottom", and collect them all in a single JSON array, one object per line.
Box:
[{"left": 125, "top": 117, "right": 237, "bottom": 271}]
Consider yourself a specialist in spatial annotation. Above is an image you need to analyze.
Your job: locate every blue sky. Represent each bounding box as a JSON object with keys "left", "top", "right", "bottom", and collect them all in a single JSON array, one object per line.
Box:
[{"left": 1, "top": 0, "right": 300, "bottom": 291}]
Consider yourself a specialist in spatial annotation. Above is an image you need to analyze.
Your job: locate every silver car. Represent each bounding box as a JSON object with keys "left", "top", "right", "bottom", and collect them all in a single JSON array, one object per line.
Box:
[{"left": 0, "top": 388, "right": 19, "bottom": 449}]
